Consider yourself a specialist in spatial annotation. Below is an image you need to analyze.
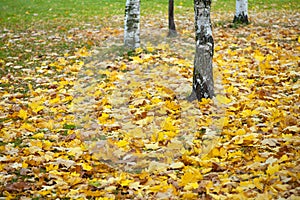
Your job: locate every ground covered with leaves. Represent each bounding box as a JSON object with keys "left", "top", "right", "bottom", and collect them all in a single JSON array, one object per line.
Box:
[{"left": 0, "top": 6, "right": 300, "bottom": 200}]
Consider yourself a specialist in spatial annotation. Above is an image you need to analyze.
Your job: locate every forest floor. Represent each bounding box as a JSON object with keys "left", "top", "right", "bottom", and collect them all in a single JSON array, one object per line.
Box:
[{"left": 0, "top": 1, "right": 300, "bottom": 199}]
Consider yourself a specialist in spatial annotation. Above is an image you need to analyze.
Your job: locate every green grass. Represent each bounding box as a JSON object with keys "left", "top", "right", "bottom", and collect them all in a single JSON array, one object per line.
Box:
[
  {"left": 0, "top": 0, "right": 174, "bottom": 29},
  {"left": 1, "top": 0, "right": 299, "bottom": 29},
  {"left": 249, "top": 0, "right": 300, "bottom": 10},
  {"left": 0, "top": 0, "right": 125, "bottom": 29},
  {"left": 212, "top": 0, "right": 299, "bottom": 12}
]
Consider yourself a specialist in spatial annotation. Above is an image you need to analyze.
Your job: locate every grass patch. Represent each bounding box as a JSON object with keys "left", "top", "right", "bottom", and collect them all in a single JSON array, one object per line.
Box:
[
  {"left": 0, "top": 0, "right": 124, "bottom": 28},
  {"left": 63, "top": 123, "right": 76, "bottom": 130},
  {"left": 1, "top": 0, "right": 298, "bottom": 31}
]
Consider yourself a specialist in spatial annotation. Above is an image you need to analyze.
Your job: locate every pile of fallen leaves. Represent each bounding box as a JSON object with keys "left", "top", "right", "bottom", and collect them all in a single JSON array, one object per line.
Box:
[{"left": 0, "top": 9, "right": 299, "bottom": 199}]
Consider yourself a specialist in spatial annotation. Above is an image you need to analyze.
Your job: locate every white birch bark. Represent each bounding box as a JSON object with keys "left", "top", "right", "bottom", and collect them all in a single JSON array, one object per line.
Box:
[
  {"left": 188, "top": 0, "right": 214, "bottom": 101},
  {"left": 233, "top": 0, "right": 249, "bottom": 24},
  {"left": 124, "top": 0, "right": 140, "bottom": 49}
]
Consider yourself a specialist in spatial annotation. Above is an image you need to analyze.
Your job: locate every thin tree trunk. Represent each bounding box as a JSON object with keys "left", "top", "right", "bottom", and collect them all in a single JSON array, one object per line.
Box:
[
  {"left": 124, "top": 0, "right": 140, "bottom": 49},
  {"left": 233, "top": 0, "right": 249, "bottom": 24},
  {"left": 168, "top": 0, "right": 177, "bottom": 37},
  {"left": 188, "top": 0, "right": 214, "bottom": 101}
]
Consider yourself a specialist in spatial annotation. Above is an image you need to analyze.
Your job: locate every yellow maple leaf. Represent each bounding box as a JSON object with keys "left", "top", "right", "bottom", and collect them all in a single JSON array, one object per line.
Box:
[
  {"left": 228, "top": 105, "right": 239, "bottom": 111},
  {"left": 153, "top": 130, "right": 164, "bottom": 142},
  {"left": 46, "top": 164, "right": 59, "bottom": 172},
  {"left": 43, "top": 140, "right": 52, "bottom": 150},
  {"left": 266, "top": 164, "right": 280, "bottom": 175},
  {"left": 22, "top": 161, "right": 28, "bottom": 168},
  {"left": 119, "top": 62, "right": 127, "bottom": 71},
  {"left": 135, "top": 47, "right": 143, "bottom": 54},
  {"left": 38, "top": 190, "right": 52, "bottom": 196},
  {"left": 161, "top": 117, "right": 177, "bottom": 132},
  {"left": 227, "top": 49, "right": 237, "bottom": 56},
  {"left": 37, "top": 120, "right": 54, "bottom": 130},
  {"left": 253, "top": 178, "right": 264, "bottom": 190},
  {"left": 75, "top": 46, "right": 90, "bottom": 57},
  {"left": 211, "top": 147, "right": 220, "bottom": 157},
  {"left": 240, "top": 109, "right": 259, "bottom": 118},
  {"left": 256, "top": 37, "right": 267, "bottom": 46},
  {"left": 120, "top": 179, "right": 133, "bottom": 187},
  {"left": 84, "top": 69, "right": 94, "bottom": 76},
  {"left": 135, "top": 116, "right": 154, "bottom": 126},
  {"left": 98, "top": 113, "right": 110, "bottom": 124},
  {"left": 28, "top": 100, "right": 45, "bottom": 113},
  {"left": 184, "top": 182, "right": 199, "bottom": 190},
  {"left": 240, "top": 180, "right": 255, "bottom": 189},
  {"left": 85, "top": 190, "right": 103, "bottom": 197},
  {"left": 164, "top": 131, "right": 176, "bottom": 138},
  {"left": 279, "top": 155, "right": 289, "bottom": 163},
  {"left": 216, "top": 94, "right": 231, "bottom": 104},
  {"left": 132, "top": 56, "right": 143, "bottom": 64},
  {"left": 216, "top": 117, "right": 229, "bottom": 128},
  {"left": 30, "top": 140, "right": 43, "bottom": 149},
  {"left": 165, "top": 100, "right": 180, "bottom": 111},
  {"left": 235, "top": 128, "right": 246, "bottom": 135},
  {"left": 116, "top": 140, "right": 129, "bottom": 148},
  {"left": 182, "top": 192, "right": 198, "bottom": 199},
  {"left": 81, "top": 163, "right": 93, "bottom": 171},
  {"left": 180, "top": 166, "right": 203, "bottom": 186},
  {"left": 149, "top": 180, "right": 171, "bottom": 192},
  {"left": 18, "top": 109, "right": 28, "bottom": 120},
  {"left": 254, "top": 50, "right": 265, "bottom": 62},
  {"left": 32, "top": 132, "right": 44, "bottom": 139},
  {"left": 70, "top": 172, "right": 80, "bottom": 177},
  {"left": 21, "top": 123, "right": 36, "bottom": 132},
  {"left": 49, "top": 96, "right": 60, "bottom": 105},
  {"left": 199, "top": 97, "right": 212, "bottom": 105},
  {"left": 62, "top": 95, "right": 73, "bottom": 103},
  {"left": 146, "top": 42, "right": 154, "bottom": 52},
  {"left": 241, "top": 109, "right": 252, "bottom": 117}
]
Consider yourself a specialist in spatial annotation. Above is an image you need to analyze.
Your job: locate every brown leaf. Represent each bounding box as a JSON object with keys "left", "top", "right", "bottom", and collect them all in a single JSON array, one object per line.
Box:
[
  {"left": 5, "top": 181, "right": 31, "bottom": 192},
  {"left": 211, "top": 162, "right": 225, "bottom": 172}
]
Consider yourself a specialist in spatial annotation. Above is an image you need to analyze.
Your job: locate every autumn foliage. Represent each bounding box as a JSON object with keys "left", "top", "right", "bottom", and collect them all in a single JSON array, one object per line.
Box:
[{"left": 0, "top": 4, "right": 300, "bottom": 200}]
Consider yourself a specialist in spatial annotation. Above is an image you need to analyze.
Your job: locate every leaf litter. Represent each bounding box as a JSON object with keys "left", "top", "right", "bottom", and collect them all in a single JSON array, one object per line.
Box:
[{"left": 0, "top": 9, "right": 299, "bottom": 199}]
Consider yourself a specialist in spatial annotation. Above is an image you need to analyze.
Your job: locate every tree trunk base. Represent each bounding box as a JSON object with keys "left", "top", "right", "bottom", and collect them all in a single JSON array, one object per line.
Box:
[
  {"left": 187, "top": 90, "right": 197, "bottom": 102},
  {"left": 233, "top": 14, "right": 249, "bottom": 24},
  {"left": 167, "top": 29, "right": 178, "bottom": 37}
]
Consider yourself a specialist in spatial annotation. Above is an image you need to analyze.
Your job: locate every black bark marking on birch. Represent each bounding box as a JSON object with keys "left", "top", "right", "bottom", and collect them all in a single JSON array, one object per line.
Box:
[
  {"left": 203, "top": 0, "right": 212, "bottom": 8},
  {"left": 208, "top": 35, "right": 214, "bottom": 56},
  {"left": 194, "top": 69, "right": 209, "bottom": 100}
]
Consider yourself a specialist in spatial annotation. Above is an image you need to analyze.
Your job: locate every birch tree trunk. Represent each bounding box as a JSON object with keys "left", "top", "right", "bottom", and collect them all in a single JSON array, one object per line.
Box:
[
  {"left": 233, "top": 0, "right": 249, "bottom": 24},
  {"left": 168, "top": 0, "right": 177, "bottom": 37},
  {"left": 124, "top": 0, "right": 140, "bottom": 49},
  {"left": 188, "top": 0, "right": 214, "bottom": 101}
]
